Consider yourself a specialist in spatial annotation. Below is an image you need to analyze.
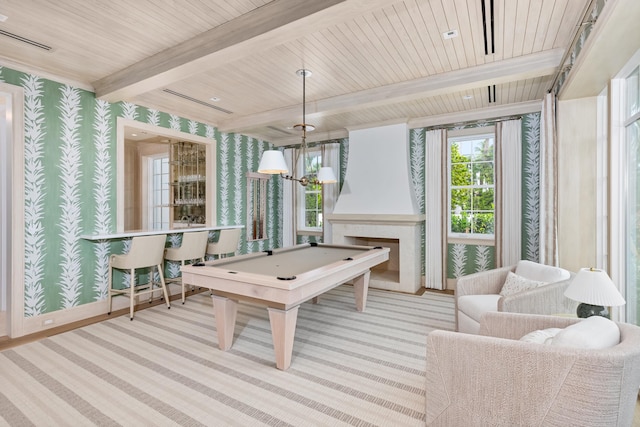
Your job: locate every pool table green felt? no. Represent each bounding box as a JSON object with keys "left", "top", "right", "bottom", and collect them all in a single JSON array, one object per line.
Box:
[{"left": 181, "top": 243, "right": 390, "bottom": 370}]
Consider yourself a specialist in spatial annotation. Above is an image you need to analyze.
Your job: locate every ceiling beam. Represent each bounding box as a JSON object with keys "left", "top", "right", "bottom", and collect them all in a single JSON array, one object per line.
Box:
[
  {"left": 218, "top": 48, "right": 564, "bottom": 134},
  {"left": 93, "top": 0, "right": 392, "bottom": 102}
]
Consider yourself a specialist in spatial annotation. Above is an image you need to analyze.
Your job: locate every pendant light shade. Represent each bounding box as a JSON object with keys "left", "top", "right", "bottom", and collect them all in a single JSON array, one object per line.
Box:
[
  {"left": 316, "top": 166, "right": 337, "bottom": 183},
  {"left": 258, "top": 150, "right": 289, "bottom": 174}
]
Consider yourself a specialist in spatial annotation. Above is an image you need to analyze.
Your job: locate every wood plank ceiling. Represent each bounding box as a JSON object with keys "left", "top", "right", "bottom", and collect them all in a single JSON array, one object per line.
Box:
[{"left": 0, "top": 0, "right": 590, "bottom": 145}]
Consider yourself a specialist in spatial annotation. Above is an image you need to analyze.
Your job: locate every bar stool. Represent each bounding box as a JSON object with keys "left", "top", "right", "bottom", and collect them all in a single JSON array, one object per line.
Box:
[
  {"left": 164, "top": 230, "right": 209, "bottom": 303},
  {"left": 206, "top": 228, "right": 241, "bottom": 259},
  {"left": 108, "top": 234, "right": 170, "bottom": 320}
]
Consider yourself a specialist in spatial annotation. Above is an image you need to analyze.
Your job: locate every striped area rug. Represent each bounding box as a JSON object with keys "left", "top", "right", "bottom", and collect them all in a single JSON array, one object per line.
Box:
[{"left": 0, "top": 285, "right": 454, "bottom": 427}]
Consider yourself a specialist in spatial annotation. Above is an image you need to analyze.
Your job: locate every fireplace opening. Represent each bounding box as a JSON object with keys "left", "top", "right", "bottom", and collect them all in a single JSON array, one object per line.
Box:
[{"left": 345, "top": 236, "right": 400, "bottom": 287}]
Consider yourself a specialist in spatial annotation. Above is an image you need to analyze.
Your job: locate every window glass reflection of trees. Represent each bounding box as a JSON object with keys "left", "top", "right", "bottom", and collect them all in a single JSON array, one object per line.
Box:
[
  {"left": 303, "top": 152, "right": 322, "bottom": 230},
  {"left": 449, "top": 135, "right": 495, "bottom": 236}
]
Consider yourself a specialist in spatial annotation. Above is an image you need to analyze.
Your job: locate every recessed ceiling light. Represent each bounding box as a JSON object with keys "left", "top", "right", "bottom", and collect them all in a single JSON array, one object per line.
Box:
[
  {"left": 463, "top": 95, "right": 473, "bottom": 100},
  {"left": 0, "top": 14, "right": 8, "bottom": 22},
  {"left": 210, "top": 97, "right": 220, "bottom": 102},
  {"left": 131, "top": 133, "right": 137, "bottom": 137},
  {"left": 443, "top": 29, "right": 458, "bottom": 39}
]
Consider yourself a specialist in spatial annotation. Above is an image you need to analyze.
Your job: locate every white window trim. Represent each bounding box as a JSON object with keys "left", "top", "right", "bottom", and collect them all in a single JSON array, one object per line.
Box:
[
  {"left": 596, "top": 87, "right": 608, "bottom": 272},
  {"left": 608, "top": 48, "right": 640, "bottom": 323}
]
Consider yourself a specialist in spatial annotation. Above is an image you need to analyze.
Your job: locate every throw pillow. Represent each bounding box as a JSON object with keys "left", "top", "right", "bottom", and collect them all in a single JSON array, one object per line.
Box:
[
  {"left": 550, "top": 316, "right": 620, "bottom": 349},
  {"left": 520, "top": 328, "right": 562, "bottom": 344},
  {"left": 500, "top": 271, "right": 545, "bottom": 296}
]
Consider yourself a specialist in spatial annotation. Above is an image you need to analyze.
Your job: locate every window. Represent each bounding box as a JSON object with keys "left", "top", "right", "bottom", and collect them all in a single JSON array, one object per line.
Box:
[
  {"left": 149, "top": 155, "right": 169, "bottom": 230},
  {"left": 448, "top": 132, "right": 495, "bottom": 237},
  {"left": 298, "top": 150, "right": 323, "bottom": 232}
]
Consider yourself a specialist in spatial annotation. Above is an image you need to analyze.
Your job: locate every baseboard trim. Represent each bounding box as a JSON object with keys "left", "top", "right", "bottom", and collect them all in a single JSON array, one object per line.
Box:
[{"left": 1, "top": 283, "right": 203, "bottom": 343}]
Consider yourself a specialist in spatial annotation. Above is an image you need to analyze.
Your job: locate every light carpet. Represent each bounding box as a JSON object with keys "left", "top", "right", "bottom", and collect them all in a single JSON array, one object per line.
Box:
[{"left": 0, "top": 285, "right": 454, "bottom": 427}]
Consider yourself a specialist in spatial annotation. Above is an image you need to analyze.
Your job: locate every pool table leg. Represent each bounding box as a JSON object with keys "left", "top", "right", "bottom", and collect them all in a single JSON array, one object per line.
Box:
[
  {"left": 211, "top": 295, "right": 238, "bottom": 351},
  {"left": 353, "top": 270, "right": 370, "bottom": 312},
  {"left": 268, "top": 306, "right": 299, "bottom": 370}
]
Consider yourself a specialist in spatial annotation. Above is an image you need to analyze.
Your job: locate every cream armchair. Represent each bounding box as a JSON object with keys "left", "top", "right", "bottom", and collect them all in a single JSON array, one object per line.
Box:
[
  {"left": 456, "top": 260, "right": 575, "bottom": 334},
  {"left": 425, "top": 312, "right": 640, "bottom": 427}
]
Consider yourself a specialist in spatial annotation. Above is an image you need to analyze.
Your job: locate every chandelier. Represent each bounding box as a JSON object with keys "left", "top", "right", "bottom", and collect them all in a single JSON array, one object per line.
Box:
[{"left": 257, "top": 69, "right": 336, "bottom": 186}]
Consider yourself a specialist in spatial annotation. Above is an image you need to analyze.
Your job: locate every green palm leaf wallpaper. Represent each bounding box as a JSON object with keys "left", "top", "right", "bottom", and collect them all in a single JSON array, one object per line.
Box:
[
  {"left": 1, "top": 66, "right": 281, "bottom": 316},
  {"left": 409, "top": 115, "right": 541, "bottom": 280},
  {"left": 91, "top": 99, "right": 112, "bottom": 302},
  {"left": 21, "top": 73, "right": 47, "bottom": 316}
]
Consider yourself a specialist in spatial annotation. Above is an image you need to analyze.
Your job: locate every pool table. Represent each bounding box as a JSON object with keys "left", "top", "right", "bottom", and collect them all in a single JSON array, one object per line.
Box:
[{"left": 181, "top": 243, "right": 390, "bottom": 370}]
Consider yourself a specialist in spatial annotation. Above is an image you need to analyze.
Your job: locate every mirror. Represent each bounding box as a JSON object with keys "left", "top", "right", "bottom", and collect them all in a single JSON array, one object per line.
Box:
[{"left": 117, "top": 118, "right": 216, "bottom": 232}]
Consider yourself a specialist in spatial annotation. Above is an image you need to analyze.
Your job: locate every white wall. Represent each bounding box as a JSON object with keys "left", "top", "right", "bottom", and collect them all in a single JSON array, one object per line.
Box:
[
  {"left": 557, "top": 97, "right": 598, "bottom": 272},
  {"left": 333, "top": 123, "right": 419, "bottom": 215},
  {"left": 0, "top": 101, "right": 6, "bottom": 314}
]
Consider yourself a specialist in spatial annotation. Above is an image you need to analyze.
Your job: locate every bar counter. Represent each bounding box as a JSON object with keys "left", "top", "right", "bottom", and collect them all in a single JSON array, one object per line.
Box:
[{"left": 80, "top": 225, "right": 243, "bottom": 241}]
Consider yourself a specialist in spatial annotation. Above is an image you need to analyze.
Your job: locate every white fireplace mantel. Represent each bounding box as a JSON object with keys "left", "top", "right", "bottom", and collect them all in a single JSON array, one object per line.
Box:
[
  {"left": 325, "top": 213, "right": 425, "bottom": 225},
  {"left": 326, "top": 213, "right": 425, "bottom": 293}
]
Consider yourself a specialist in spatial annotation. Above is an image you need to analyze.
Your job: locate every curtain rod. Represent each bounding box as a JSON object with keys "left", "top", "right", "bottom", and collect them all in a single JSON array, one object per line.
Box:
[
  {"left": 279, "top": 113, "right": 524, "bottom": 147},
  {"left": 422, "top": 114, "right": 523, "bottom": 132},
  {"left": 280, "top": 138, "right": 345, "bottom": 150},
  {"left": 547, "top": 0, "right": 598, "bottom": 94}
]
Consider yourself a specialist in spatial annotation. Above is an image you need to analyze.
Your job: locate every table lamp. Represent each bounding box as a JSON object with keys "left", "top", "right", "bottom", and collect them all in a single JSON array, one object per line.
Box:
[{"left": 564, "top": 267, "right": 626, "bottom": 318}]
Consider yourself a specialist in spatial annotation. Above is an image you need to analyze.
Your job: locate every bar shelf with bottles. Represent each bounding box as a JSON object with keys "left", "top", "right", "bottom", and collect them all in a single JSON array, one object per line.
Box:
[{"left": 170, "top": 141, "right": 206, "bottom": 227}]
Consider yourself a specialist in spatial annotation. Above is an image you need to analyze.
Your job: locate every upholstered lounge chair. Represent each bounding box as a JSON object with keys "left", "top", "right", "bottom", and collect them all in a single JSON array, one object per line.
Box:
[
  {"left": 425, "top": 312, "right": 640, "bottom": 427},
  {"left": 456, "top": 260, "right": 574, "bottom": 334}
]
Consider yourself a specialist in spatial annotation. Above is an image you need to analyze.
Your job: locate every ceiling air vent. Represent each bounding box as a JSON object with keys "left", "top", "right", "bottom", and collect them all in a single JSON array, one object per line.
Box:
[
  {"left": 267, "top": 126, "right": 294, "bottom": 136},
  {"left": 0, "top": 29, "right": 52, "bottom": 51},
  {"left": 162, "top": 89, "right": 233, "bottom": 114},
  {"left": 481, "top": 0, "right": 495, "bottom": 55}
]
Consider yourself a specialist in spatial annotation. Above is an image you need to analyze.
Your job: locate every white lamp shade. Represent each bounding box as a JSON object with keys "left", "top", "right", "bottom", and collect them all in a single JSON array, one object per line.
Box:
[
  {"left": 316, "top": 166, "right": 337, "bottom": 184},
  {"left": 258, "top": 150, "right": 289, "bottom": 174},
  {"left": 564, "top": 268, "right": 626, "bottom": 307}
]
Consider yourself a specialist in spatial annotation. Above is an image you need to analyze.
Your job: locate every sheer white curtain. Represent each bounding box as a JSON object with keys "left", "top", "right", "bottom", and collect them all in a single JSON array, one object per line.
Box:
[
  {"left": 540, "top": 92, "right": 559, "bottom": 265},
  {"left": 495, "top": 119, "right": 522, "bottom": 267},
  {"left": 425, "top": 129, "right": 447, "bottom": 290},
  {"left": 282, "top": 148, "right": 296, "bottom": 247},
  {"left": 322, "top": 143, "right": 340, "bottom": 243}
]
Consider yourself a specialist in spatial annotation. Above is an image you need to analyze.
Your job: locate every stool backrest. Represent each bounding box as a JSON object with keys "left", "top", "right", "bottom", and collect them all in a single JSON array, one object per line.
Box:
[
  {"left": 125, "top": 234, "right": 167, "bottom": 268},
  {"left": 209, "top": 228, "right": 241, "bottom": 256},
  {"left": 178, "top": 230, "right": 209, "bottom": 260}
]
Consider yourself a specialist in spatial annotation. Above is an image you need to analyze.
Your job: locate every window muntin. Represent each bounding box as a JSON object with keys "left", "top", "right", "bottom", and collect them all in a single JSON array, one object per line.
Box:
[{"left": 448, "top": 133, "right": 495, "bottom": 237}]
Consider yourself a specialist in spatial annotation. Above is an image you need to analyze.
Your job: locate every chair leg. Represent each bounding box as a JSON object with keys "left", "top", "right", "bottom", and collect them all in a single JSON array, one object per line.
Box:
[
  {"left": 149, "top": 266, "right": 155, "bottom": 304},
  {"left": 181, "top": 260, "right": 186, "bottom": 304},
  {"left": 129, "top": 268, "right": 135, "bottom": 320},
  {"left": 157, "top": 264, "right": 170, "bottom": 309},
  {"left": 107, "top": 261, "right": 113, "bottom": 315}
]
